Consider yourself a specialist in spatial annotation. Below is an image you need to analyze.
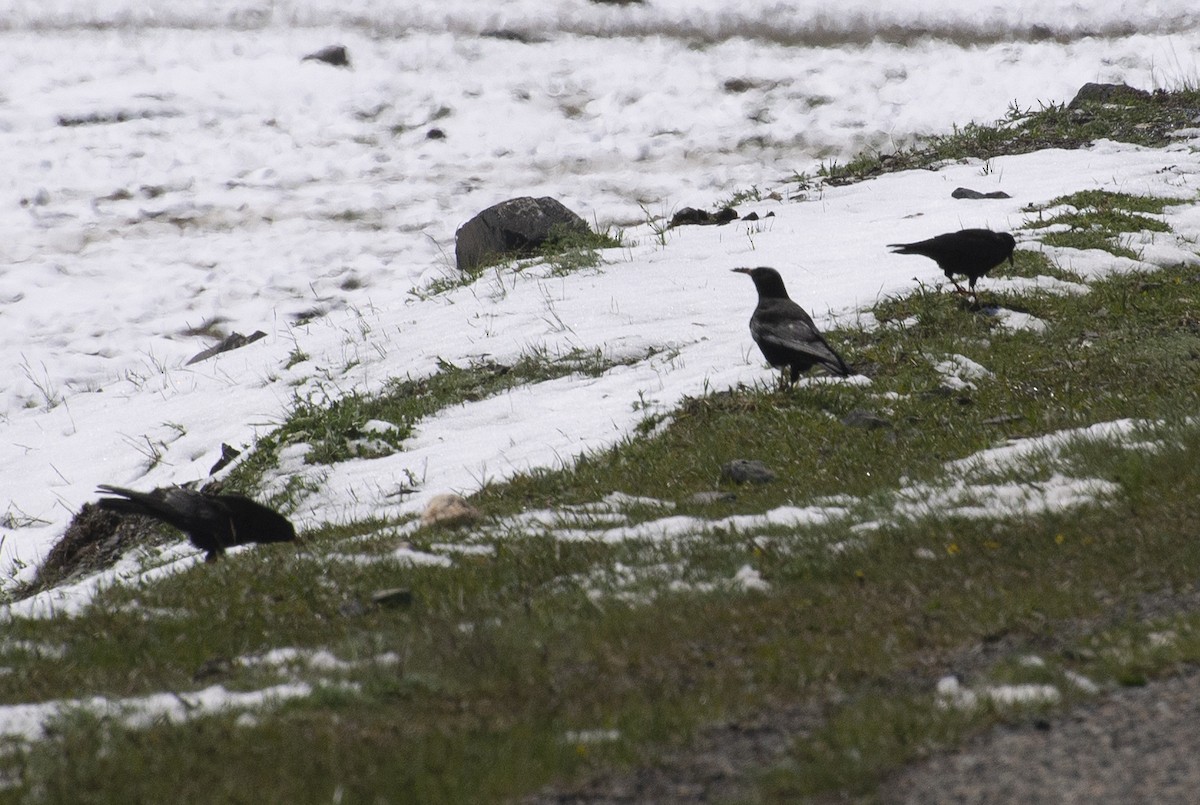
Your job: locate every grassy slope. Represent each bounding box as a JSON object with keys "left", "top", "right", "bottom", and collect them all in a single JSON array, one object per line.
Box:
[{"left": 4, "top": 92, "right": 1200, "bottom": 803}]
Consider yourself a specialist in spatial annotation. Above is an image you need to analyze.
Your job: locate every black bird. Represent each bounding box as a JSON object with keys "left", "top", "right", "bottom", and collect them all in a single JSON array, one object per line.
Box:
[
  {"left": 95, "top": 485, "right": 296, "bottom": 562},
  {"left": 888, "top": 229, "right": 1016, "bottom": 299},
  {"left": 732, "top": 266, "right": 852, "bottom": 389}
]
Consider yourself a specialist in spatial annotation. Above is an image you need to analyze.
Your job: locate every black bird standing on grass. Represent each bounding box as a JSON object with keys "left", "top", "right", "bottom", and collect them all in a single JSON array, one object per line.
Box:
[
  {"left": 732, "top": 266, "right": 852, "bottom": 389},
  {"left": 888, "top": 229, "right": 1016, "bottom": 300},
  {"left": 95, "top": 485, "right": 296, "bottom": 563}
]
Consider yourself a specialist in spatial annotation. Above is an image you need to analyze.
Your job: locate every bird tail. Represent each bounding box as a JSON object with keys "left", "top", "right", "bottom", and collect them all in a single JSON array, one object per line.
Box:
[
  {"left": 95, "top": 485, "right": 168, "bottom": 519},
  {"left": 887, "top": 243, "right": 918, "bottom": 254},
  {"left": 826, "top": 353, "right": 853, "bottom": 377}
]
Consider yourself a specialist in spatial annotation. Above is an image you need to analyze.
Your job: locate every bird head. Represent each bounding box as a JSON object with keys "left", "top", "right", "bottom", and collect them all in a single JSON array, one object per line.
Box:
[{"left": 732, "top": 266, "right": 790, "bottom": 299}]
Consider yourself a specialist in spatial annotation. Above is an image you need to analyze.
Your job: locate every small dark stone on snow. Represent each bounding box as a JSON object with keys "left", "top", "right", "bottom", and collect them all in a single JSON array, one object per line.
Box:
[
  {"left": 186, "top": 330, "right": 267, "bottom": 365},
  {"left": 480, "top": 29, "right": 546, "bottom": 43},
  {"left": 426, "top": 128, "right": 446, "bottom": 140},
  {"left": 302, "top": 45, "right": 350, "bottom": 68},
  {"left": 669, "top": 206, "right": 739, "bottom": 228},
  {"left": 209, "top": 443, "right": 242, "bottom": 476},
  {"left": 57, "top": 108, "right": 183, "bottom": 127},
  {"left": 720, "top": 459, "right": 776, "bottom": 485},
  {"left": 371, "top": 588, "right": 415, "bottom": 608},
  {"left": 742, "top": 211, "right": 759, "bottom": 221},
  {"left": 688, "top": 491, "right": 738, "bottom": 505},
  {"left": 723, "top": 78, "right": 758, "bottom": 93},
  {"left": 952, "top": 187, "right": 1013, "bottom": 200},
  {"left": 840, "top": 409, "right": 893, "bottom": 430}
]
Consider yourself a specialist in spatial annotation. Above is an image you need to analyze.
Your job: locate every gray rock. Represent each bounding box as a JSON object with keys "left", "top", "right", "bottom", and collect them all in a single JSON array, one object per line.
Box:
[
  {"left": 371, "top": 588, "right": 414, "bottom": 608},
  {"left": 1068, "top": 82, "right": 1151, "bottom": 108},
  {"left": 720, "top": 459, "right": 776, "bottom": 485},
  {"left": 208, "top": 443, "right": 242, "bottom": 476},
  {"left": 455, "top": 196, "right": 589, "bottom": 271},
  {"left": 186, "top": 330, "right": 267, "bottom": 365},
  {"left": 688, "top": 491, "right": 738, "bottom": 505},
  {"left": 302, "top": 45, "right": 350, "bottom": 68},
  {"left": 840, "top": 409, "right": 893, "bottom": 430},
  {"left": 952, "top": 187, "right": 1013, "bottom": 200},
  {"left": 668, "top": 206, "right": 738, "bottom": 228}
]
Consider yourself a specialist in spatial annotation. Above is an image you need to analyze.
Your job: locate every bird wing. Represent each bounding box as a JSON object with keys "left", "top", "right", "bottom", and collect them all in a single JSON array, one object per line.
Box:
[
  {"left": 751, "top": 314, "right": 848, "bottom": 372},
  {"left": 96, "top": 485, "right": 228, "bottom": 547},
  {"left": 888, "top": 230, "right": 1013, "bottom": 276}
]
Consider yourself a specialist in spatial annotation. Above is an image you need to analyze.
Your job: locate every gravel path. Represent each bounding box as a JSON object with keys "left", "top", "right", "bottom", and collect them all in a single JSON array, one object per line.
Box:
[
  {"left": 882, "top": 668, "right": 1200, "bottom": 804},
  {"left": 527, "top": 669, "right": 1200, "bottom": 803},
  {"left": 529, "top": 587, "right": 1200, "bottom": 803}
]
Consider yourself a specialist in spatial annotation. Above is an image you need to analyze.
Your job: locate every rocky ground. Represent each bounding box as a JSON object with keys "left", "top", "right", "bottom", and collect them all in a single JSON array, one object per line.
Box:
[
  {"left": 882, "top": 667, "right": 1200, "bottom": 804},
  {"left": 527, "top": 584, "right": 1200, "bottom": 803}
]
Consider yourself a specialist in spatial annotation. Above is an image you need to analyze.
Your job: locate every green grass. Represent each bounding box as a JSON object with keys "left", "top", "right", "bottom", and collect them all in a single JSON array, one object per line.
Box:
[
  {"left": 1023, "top": 189, "right": 1178, "bottom": 258},
  {"left": 224, "top": 346, "right": 646, "bottom": 501},
  {"left": 816, "top": 88, "right": 1200, "bottom": 185}
]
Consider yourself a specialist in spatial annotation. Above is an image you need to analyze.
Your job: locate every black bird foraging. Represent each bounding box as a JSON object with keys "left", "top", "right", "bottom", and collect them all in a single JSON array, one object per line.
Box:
[
  {"left": 95, "top": 485, "right": 296, "bottom": 563},
  {"left": 732, "top": 266, "right": 852, "bottom": 389},
  {"left": 888, "top": 228, "right": 1016, "bottom": 299}
]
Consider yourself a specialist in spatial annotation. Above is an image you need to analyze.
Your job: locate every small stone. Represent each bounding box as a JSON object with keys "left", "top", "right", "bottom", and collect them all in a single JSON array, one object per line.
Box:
[
  {"left": 720, "top": 459, "right": 776, "bottom": 485},
  {"left": 370, "top": 588, "right": 414, "bottom": 608},
  {"left": 688, "top": 491, "right": 737, "bottom": 505},
  {"left": 208, "top": 443, "right": 242, "bottom": 476},
  {"left": 668, "top": 206, "right": 738, "bottom": 228},
  {"left": 186, "top": 330, "right": 267, "bottom": 365},
  {"left": 421, "top": 493, "right": 481, "bottom": 528},
  {"left": 840, "top": 409, "right": 893, "bottom": 430},
  {"left": 302, "top": 45, "right": 350, "bottom": 68},
  {"left": 952, "top": 187, "right": 1012, "bottom": 200}
]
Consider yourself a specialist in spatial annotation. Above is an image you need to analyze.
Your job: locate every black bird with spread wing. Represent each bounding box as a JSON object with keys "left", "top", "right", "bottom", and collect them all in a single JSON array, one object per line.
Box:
[
  {"left": 733, "top": 266, "right": 852, "bottom": 389},
  {"left": 888, "top": 228, "right": 1016, "bottom": 299},
  {"left": 95, "top": 485, "right": 296, "bottom": 562}
]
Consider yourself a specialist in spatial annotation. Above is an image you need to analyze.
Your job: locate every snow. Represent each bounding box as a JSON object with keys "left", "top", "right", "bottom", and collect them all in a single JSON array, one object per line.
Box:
[
  {"left": 2, "top": 2, "right": 1200, "bottom": 594},
  {"left": 0, "top": 682, "right": 314, "bottom": 741},
  {"left": 936, "top": 675, "right": 1063, "bottom": 709}
]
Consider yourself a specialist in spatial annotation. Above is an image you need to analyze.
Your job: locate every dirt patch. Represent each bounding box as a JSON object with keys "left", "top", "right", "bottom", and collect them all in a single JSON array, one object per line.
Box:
[
  {"left": 24, "top": 502, "right": 172, "bottom": 596},
  {"left": 524, "top": 701, "right": 827, "bottom": 804},
  {"left": 524, "top": 583, "right": 1200, "bottom": 803}
]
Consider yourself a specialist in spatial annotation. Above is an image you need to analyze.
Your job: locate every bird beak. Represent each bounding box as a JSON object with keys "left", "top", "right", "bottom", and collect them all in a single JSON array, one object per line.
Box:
[{"left": 731, "top": 267, "right": 751, "bottom": 275}]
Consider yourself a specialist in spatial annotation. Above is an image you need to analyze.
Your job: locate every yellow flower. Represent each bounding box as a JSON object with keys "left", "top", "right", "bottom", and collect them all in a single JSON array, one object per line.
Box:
[
  {"left": 946, "top": 543, "right": 960, "bottom": 556},
  {"left": 1055, "top": 533, "right": 1066, "bottom": 545}
]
